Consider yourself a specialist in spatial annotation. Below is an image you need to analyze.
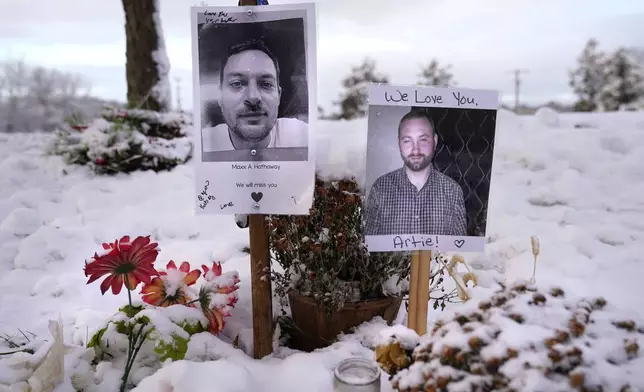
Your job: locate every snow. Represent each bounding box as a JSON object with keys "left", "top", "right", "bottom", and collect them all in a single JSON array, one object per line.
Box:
[{"left": 0, "top": 109, "right": 643, "bottom": 391}]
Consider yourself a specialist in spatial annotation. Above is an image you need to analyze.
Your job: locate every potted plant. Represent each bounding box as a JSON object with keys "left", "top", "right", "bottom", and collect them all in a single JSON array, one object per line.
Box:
[{"left": 268, "top": 176, "right": 411, "bottom": 351}]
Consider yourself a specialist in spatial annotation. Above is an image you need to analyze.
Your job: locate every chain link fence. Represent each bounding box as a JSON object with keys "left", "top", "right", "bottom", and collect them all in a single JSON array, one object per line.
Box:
[{"left": 424, "top": 106, "right": 497, "bottom": 237}]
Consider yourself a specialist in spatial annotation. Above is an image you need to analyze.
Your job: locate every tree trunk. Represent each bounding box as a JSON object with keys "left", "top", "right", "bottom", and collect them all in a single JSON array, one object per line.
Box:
[{"left": 121, "top": 0, "right": 171, "bottom": 112}]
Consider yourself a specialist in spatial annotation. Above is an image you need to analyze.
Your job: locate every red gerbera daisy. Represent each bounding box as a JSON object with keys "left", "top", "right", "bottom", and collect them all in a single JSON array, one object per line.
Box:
[
  {"left": 84, "top": 235, "right": 159, "bottom": 295},
  {"left": 140, "top": 260, "right": 201, "bottom": 307}
]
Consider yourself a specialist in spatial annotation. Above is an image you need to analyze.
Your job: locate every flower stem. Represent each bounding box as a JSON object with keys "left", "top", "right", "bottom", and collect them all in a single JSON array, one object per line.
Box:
[
  {"left": 120, "top": 276, "right": 135, "bottom": 392},
  {"left": 127, "top": 325, "right": 149, "bottom": 371},
  {"left": 126, "top": 287, "right": 134, "bottom": 318},
  {"left": 122, "top": 324, "right": 147, "bottom": 389},
  {"left": 184, "top": 298, "right": 201, "bottom": 306}
]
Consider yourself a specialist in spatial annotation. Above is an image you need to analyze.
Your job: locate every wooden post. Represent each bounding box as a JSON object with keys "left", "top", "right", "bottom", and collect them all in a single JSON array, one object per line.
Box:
[
  {"left": 239, "top": 0, "right": 274, "bottom": 360},
  {"left": 407, "top": 251, "right": 419, "bottom": 330},
  {"left": 415, "top": 251, "right": 432, "bottom": 335},
  {"left": 248, "top": 214, "right": 273, "bottom": 359},
  {"left": 407, "top": 250, "right": 432, "bottom": 335}
]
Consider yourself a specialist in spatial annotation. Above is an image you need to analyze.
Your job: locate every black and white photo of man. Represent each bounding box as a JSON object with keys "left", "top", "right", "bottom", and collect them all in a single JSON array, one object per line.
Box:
[
  {"left": 196, "top": 8, "right": 312, "bottom": 163},
  {"left": 364, "top": 110, "right": 467, "bottom": 236},
  {"left": 201, "top": 39, "right": 308, "bottom": 161}
]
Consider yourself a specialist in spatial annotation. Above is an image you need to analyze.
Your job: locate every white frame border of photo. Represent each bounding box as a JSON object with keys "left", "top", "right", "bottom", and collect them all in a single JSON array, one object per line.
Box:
[
  {"left": 364, "top": 83, "right": 500, "bottom": 253},
  {"left": 365, "top": 234, "right": 485, "bottom": 253},
  {"left": 189, "top": 2, "right": 318, "bottom": 216}
]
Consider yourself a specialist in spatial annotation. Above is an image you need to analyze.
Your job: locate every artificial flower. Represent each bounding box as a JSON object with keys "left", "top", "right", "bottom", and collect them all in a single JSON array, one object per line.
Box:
[
  {"left": 202, "top": 305, "right": 227, "bottom": 335},
  {"left": 197, "top": 262, "right": 241, "bottom": 335},
  {"left": 202, "top": 261, "right": 241, "bottom": 288},
  {"left": 201, "top": 261, "right": 223, "bottom": 281},
  {"left": 140, "top": 260, "right": 201, "bottom": 307},
  {"left": 84, "top": 235, "right": 159, "bottom": 295},
  {"left": 197, "top": 286, "right": 234, "bottom": 335}
]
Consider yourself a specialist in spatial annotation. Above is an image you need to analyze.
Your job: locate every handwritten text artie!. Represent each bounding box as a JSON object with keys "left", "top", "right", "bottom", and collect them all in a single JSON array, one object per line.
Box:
[
  {"left": 203, "top": 11, "right": 236, "bottom": 24},
  {"left": 384, "top": 89, "right": 478, "bottom": 107},
  {"left": 392, "top": 234, "right": 439, "bottom": 250}
]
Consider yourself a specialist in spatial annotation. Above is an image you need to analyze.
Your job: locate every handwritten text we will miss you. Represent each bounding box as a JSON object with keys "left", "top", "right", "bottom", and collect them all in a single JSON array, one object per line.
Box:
[{"left": 385, "top": 89, "right": 479, "bottom": 107}]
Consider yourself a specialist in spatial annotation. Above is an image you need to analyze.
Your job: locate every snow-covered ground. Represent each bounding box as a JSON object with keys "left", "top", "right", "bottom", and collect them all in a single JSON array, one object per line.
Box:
[{"left": 1, "top": 109, "right": 644, "bottom": 391}]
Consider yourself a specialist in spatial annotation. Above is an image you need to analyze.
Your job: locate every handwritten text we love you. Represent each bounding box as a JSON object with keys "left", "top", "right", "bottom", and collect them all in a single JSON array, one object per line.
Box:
[{"left": 384, "top": 89, "right": 478, "bottom": 108}]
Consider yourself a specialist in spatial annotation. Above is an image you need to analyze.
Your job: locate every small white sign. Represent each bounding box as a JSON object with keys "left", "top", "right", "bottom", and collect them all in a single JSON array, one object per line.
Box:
[
  {"left": 190, "top": 3, "right": 317, "bottom": 215},
  {"left": 365, "top": 235, "right": 485, "bottom": 253}
]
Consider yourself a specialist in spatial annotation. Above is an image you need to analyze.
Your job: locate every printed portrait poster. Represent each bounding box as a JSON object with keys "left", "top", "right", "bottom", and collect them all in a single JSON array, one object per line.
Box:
[
  {"left": 190, "top": 3, "right": 317, "bottom": 215},
  {"left": 363, "top": 84, "right": 500, "bottom": 253}
]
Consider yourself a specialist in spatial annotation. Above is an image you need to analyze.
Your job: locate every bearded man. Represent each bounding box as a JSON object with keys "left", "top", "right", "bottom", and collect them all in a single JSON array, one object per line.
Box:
[
  {"left": 201, "top": 39, "right": 307, "bottom": 162},
  {"left": 364, "top": 110, "right": 467, "bottom": 236}
]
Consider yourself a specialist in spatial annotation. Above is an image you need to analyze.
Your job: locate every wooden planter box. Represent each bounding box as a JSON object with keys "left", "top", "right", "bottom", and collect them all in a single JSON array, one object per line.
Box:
[{"left": 287, "top": 291, "right": 403, "bottom": 352}]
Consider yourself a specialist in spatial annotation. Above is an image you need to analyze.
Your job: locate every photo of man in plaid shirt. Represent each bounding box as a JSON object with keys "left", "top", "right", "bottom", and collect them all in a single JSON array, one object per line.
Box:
[{"left": 364, "top": 110, "right": 467, "bottom": 237}]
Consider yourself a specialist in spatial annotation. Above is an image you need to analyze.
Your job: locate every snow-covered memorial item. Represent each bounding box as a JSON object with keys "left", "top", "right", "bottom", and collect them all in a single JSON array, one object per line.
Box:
[
  {"left": 375, "top": 280, "right": 644, "bottom": 391},
  {"left": 190, "top": 2, "right": 317, "bottom": 215},
  {"left": 363, "top": 84, "right": 500, "bottom": 253},
  {"left": 76, "top": 235, "right": 240, "bottom": 392}
]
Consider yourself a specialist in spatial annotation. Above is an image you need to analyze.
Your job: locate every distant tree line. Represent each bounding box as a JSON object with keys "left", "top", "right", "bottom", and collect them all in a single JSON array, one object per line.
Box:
[
  {"left": 0, "top": 60, "right": 121, "bottom": 132},
  {"left": 569, "top": 39, "right": 644, "bottom": 112},
  {"left": 321, "top": 57, "right": 456, "bottom": 121},
  {"left": 323, "top": 38, "right": 644, "bottom": 120}
]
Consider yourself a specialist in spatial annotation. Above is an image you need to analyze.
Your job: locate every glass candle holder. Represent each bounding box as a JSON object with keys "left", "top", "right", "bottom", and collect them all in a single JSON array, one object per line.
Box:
[{"left": 333, "top": 357, "right": 381, "bottom": 392}]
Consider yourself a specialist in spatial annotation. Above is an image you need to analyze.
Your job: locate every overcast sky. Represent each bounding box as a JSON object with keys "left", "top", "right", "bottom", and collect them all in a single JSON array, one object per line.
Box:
[{"left": 1, "top": 0, "right": 643, "bottom": 113}]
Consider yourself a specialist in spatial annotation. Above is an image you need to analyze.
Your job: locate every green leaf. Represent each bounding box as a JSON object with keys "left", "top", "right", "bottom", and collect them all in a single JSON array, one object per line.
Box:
[
  {"left": 154, "top": 334, "right": 189, "bottom": 362},
  {"left": 87, "top": 326, "right": 108, "bottom": 348},
  {"left": 179, "top": 320, "right": 206, "bottom": 335},
  {"left": 119, "top": 304, "right": 144, "bottom": 317},
  {"left": 115, "top": 320, "right": 129, "bottom": 335}
]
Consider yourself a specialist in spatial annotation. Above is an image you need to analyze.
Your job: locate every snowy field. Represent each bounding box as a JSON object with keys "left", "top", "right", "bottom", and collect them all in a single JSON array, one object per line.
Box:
[{"left": 1, "top": 109, "right": 644, "bottom": 391}]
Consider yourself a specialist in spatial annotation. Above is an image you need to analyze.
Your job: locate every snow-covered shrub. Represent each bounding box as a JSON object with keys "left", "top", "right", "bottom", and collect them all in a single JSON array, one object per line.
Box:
[
  {"left": 381, "top": 281, "right": 644, "bottom": 392},
  {"left": 268, "top": 177, "right": 410, "bottom": 313},
  {"left": 46, "top": 106, "right": 192, "bottom": 175},
  {"left": 86, "top": 303, "right": 206, "bottom": 364}
]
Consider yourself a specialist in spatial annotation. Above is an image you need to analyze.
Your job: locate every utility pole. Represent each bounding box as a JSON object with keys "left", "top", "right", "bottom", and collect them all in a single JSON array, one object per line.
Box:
[
  {"left": 510, "top": 69, "right": 529, "bottom": 111},
  {"left": 174, "top": 76, "right": 182, "bottom": 112}
]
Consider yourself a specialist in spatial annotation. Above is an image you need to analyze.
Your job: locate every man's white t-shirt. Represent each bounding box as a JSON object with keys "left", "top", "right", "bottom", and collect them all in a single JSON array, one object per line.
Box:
[{"left": 201, "top": 117, "right": 308, "bottom": 152}]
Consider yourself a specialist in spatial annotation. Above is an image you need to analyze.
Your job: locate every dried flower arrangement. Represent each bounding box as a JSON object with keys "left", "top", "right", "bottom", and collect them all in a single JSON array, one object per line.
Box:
[
  {"left": 376, "top": 280, "right": 643, "bottom": 392},
  {"left": 268, "top": 177, "right": 412, "bottom": 313}
]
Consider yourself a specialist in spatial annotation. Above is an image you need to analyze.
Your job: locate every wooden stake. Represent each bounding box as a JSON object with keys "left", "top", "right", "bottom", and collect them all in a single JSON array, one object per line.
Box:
[
  {"left": 239, "top": 0, "right": 273, "bottom": 360},
  {"left": 248, "top": 214, "right": 273, "bottom": 359},
  {"left": 407, "top": 251, "right": 420, "bottom": 330},
  {"left": 415, "top": 251, "right": 432, "bottom": 335}
]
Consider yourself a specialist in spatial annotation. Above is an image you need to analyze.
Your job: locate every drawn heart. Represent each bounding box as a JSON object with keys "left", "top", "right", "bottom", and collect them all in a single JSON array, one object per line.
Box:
[
  {"left": 251, "top": 192, "right": 263, "bottom": 202},
  {"left": 454, "top": 239, "right": 465, "bottom": 248}
]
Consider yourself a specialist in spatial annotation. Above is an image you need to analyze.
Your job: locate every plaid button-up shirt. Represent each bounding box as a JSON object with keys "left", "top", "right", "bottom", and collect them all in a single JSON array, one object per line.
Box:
[{"left": 364, "top": 166, "right": 467, "bottom": 236}]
